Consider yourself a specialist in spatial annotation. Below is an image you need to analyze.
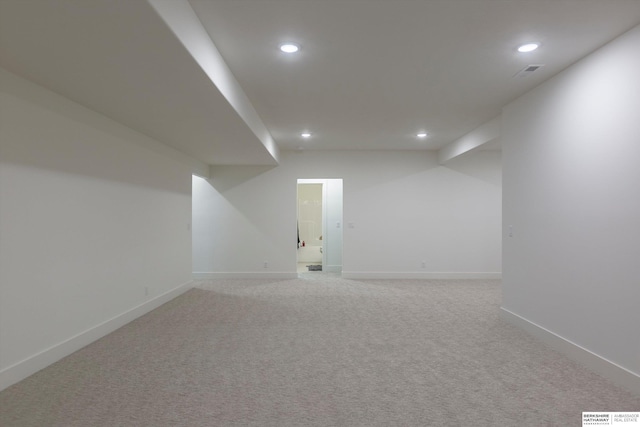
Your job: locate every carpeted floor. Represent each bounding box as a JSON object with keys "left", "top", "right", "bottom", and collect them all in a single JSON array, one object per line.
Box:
[{"left": 1, "top": 275, "right": 638, "bottom": 426}]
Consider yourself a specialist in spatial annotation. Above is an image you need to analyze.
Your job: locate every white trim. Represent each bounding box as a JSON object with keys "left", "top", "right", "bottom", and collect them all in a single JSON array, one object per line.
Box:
[
  {"left": 193, "top": 272, "right": 298, "bottom": 280},
  {"left": 342, "top": 271, "right": 502, "bottom": 280},
  {"left": 193, "top": 271, "right": 498, "bottom": 280},
  {"left": 0, "top": 280, "right": 195, "bottom": 392},
  {"left": 500, "top": 307, "right": 640, "bottom": 396}
]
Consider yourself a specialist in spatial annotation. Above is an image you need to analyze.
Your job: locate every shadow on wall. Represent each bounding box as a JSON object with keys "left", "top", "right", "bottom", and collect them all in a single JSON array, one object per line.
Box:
[
  {"left": 282, "top": 150, "right": 441, "bottom": 194},
  {"left": 209, "top": 165, "right": 277, "bottom": 192},
  {"left": 1, "top": 69, "right": 193, "bottom": 195},
  {"left": 443, "top": 150, "right": 502, "bottom": 187}
]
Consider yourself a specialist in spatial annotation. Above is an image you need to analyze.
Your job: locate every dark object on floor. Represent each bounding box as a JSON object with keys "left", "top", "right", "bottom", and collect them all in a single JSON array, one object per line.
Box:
[{"left": 307, "top": 265, "right": 322, "bottom": 271}]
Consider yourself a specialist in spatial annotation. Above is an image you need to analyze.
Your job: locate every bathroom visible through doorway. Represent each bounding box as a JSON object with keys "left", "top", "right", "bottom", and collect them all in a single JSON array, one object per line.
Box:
[{"left": 296, "top": 179, "right": 343, "bottom": 274}]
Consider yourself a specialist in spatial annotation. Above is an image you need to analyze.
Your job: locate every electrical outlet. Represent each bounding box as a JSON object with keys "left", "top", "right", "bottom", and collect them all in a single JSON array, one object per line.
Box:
[
  {"left": 421, "top": 261, "right": 426, "bottom": 268},
  {"left": 263, "top": 261, "right": 268, "bottom": 269}
]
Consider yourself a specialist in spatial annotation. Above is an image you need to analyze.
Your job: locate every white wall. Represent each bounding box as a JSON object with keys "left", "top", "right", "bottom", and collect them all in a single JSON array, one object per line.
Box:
[
  {"left": 192, "top": 149, "right": 501, "bottom": 279},
  {"left": 0, "top": 68, "right": 194, "bottom": 390},
  {"left": 502, "top": 25, "right": 640, "bottom": 390}
]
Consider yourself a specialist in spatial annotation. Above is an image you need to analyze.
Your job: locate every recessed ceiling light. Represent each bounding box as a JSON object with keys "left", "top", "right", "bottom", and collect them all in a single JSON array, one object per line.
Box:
[
  {"left": 301, "top": 132, "right": 312, "bottom": 138},
  {"left": 417, "top": 132, "right": 428, "bottom": 138},
  {"left": 518, "top": 43, "right": 539, "bottom": 53},
  {"left": 280, "top": 43, "right": 299, "bottom": 53}
]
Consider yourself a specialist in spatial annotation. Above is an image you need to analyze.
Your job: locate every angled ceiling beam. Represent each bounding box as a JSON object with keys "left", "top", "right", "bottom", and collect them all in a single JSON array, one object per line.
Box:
[
  {"left": 147, "top": 0, "right": 280, "bottom": 164},
  {"left": 438, "top": 115, "right": 501, "bottom": 164}
]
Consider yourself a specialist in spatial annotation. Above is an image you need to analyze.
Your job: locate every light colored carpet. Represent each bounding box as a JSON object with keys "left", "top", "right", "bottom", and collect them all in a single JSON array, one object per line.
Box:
[{"left": 1, "top": 275, "right": 638, "bottom": 426}]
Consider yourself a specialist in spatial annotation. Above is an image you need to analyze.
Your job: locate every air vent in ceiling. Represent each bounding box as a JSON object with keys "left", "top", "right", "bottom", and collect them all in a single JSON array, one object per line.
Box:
[{"left": 514, "top": 64, "right": 545, "bottom": 78}]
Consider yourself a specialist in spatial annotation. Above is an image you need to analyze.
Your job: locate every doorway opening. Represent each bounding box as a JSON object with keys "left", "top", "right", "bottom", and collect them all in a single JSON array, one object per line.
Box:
[{"left": 297, "top": 179, "right": 343, "bottom": 274}]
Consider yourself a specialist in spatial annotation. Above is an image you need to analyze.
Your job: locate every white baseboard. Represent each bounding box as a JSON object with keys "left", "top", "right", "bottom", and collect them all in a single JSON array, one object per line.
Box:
[
  {"left": 500, "top": 307, "right": 640, "bottom": 396},
  {"left": 193, "top": 271, "right": 499, "bottom": 280},
  {"left": 193, "top": 272, "right": 298, "bottom": 280},
  {"left": 0, "top": 280, "right": 195, "bottom": 392},
  {"left": 341, "top": 271, "right": 502, "bottom": 280}
]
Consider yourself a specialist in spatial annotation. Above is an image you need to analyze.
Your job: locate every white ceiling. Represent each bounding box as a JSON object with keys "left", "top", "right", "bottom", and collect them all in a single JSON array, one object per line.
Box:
[
  {"left": 2, "top": 0, "right": 640, "bottom": 165},
  {"left": 0, "top": 0, "right": 277, "bottom": 165}
]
